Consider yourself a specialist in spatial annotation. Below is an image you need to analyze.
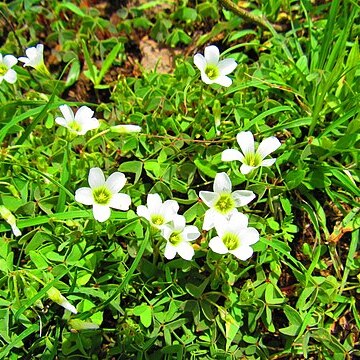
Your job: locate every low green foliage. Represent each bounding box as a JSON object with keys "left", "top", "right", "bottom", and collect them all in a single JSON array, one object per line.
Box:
[{"left": 0, "top": 0, "right": 359, "bottom": 359}]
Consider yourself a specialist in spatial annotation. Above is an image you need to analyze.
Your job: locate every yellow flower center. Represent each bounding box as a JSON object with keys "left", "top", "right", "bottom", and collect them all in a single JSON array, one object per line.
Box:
[
  {"left": 244, "top": 152, "right": 262, "bottom": 167},
  {"left": 68, "top": 121, "right": 82, "bottom": 133},
  {"left": 0, "top": 64, "right": 8, "bottom": 76},
  {"left": 92, "top": 186, "right": 112, "bottom": 205},
  {"left": 169, "top": 232, "right": 183, "bottom": 246},
  {"left": 214, "top": 193, "right": 235, "bottom": 215},
  {"left": 205, "top": 64, "right": 219, "bottom": 80},
  {"left": 151, "top": 214, "right": 165, "bottom": 226},
  {"left": 222, "top": 233, "right": 240, "bottom": 251}
]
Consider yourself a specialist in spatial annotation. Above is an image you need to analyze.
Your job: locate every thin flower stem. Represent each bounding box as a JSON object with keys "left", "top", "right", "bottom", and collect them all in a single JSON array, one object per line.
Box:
[
  {"left": 25, "top": 271, "right": 46, "bottom": 285},
  {"left": 85, "top": 129, "right": 110, "bottom": 147},
  {"left": 218, "top": 0, "right": 286, "bottom": 32}
]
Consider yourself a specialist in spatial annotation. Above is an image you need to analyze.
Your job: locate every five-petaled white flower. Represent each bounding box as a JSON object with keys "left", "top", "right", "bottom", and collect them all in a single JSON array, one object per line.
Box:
[
  {"left": 161, "top": 215, "right": 200, "bottom": 261},
  {"left": 47, "top": 287, "right": 77, "bottom": 314},
  {"left": 19, "top": 44, "right": 47, "bottom": 71},
  {"left": 75, "top": 167, "right": 131, "bottom": 222},
  {"left": 209, "top": 212, "right": 259, "bottom": 260},
  {"left": 193, "top": 45, "right": 237, "bottom": 87},
  {"left": 137, "top": 193, "right": 179, "bottom": 230},
  {"left": 55, "top": 104, "right": 100, "bottom": 135},
  {"left": 222, "top": 131, "right": 281, "bottom": 175},
  {"left": 0, "top": 53, "right": 17, "bottom": 84},
  {"left": 199, "top": 172, "right": 255, "bottom": 231}
]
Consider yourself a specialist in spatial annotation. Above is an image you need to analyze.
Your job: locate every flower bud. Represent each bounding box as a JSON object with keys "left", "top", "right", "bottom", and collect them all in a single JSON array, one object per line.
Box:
[
  {"left": 110, "top": 125, "right": 141, "bottom": 134},
  {"left": 0, "top": 205, "right": 21, "bottom": 237},
  {"left": 47, "top": 287, "right": 77, "bottom": 314}
]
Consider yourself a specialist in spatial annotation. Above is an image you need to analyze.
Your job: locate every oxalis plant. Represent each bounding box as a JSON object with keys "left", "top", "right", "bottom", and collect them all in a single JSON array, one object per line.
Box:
[{"left": 0, "top": 1, "right": 359, "bottom": 359}]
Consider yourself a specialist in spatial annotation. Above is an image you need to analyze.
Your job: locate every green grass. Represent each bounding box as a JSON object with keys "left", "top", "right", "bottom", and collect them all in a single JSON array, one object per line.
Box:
[{"left": 0, "top": 0, "right": 359, "bottom": 359}]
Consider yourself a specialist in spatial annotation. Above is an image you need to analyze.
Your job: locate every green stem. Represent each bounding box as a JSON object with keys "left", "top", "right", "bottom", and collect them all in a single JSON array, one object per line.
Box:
[
  {"left": 218, "top": 0, "right": 286, "bottom": 32},
  {"left": 56, "top": 140, "right": 71, "bottom": 213}
]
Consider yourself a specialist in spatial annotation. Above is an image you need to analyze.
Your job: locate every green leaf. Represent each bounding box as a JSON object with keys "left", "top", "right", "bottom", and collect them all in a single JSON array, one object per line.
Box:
[{"left": 284, "top": 169, "right": 306, "bottom": 190}]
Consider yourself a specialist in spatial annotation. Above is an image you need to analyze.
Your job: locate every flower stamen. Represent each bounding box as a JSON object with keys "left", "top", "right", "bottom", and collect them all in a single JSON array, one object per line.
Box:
[
  {"left": 92, "top": 186, "right": 112, "bottom": 205},
  {"left": 205, "top": 64, "right": 220, "bottom": 80},
  {"left": 0, "top": 64, "right": 8, "bottom": 76},
  {"left": 214, "top": 193, "right": 235, "bottom": 215},
  {"left": 151, "top": 214, "right": 165, "bottom": 226},
  {"left": 222, "top": 233, "right": 240, "bottom": 251},
  {"left": 169, "top": 232, "right": 183, "bottom": 246}
]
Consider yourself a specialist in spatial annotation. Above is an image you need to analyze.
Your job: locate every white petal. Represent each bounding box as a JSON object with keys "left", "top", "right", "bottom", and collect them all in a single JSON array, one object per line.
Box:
[
  {"left": 215, "top": 75, "right": 232, "bottom": 87},
  {"left": 213, "top": 172, "right": 232, "bottom": 193},
  {"left": 18, "top": 56, "right": 30, "bottom": 65},
  {"left": 202, "top": 208, "right": 218, "bottom": 231},
  {"left": 4, "top": 69, "right": 17, "bottom": 84},
  {"left": 137, "top": 205, "right": 150, "bottom": 220},
  {"left": 239, "top": 227, "right": 259, "bottom": 246},
  {"left": 209, "top": 236, "right": 228, "bottom": 254},
  {"left": 161, "top": 225, "right": 173, "bottom": 240},
  {"left": 200, "top": 71, "right": 213, "bottom": 84},
  {"left": 240, "top": 163, "right": 256, "bottom": 175},
  {"left": 217, "top": 58, "right": 237, "bottom": 75},
  {"left": 75, "top": 187, "right": 94, "bottom": 205},
  {"left": 261, "top": 158, "right": 277, "bottom": 167},
  {"left": 257, "top": 137, "right": 281, "bottom": 160},
  {"left": 25, "top": 46, "right": 38, "bottom": 60},
  {"left": 213, "top": 216, "right": 228, "bottom": 237},
  {"left": 3, "top": 55, "right": 17, "bottom": 68},
  {"left": 204, "top": 45, "right": 220, "bottom": 64},
  {"left": 177, "top": 242, "right": 194, "bottom": 260},
  {"left": 161, "top": 199, "right": 179, "bottom": 216},
  {"left": 59, "top": 105, "right": 74, "bottom": 122},
  {"left": 171, "top": 215, "right": 186, "bottom": 232},
  {"left": 147, "top": 193, "right": 163, "bottom": 213},
  {"left": 227, "top": 212, "right": 248, "bottom": 232},
  {"left": 232, "top": 190, "right": 255, "bottom": 207},
  {"left": 92, "top": 204, "right": 111, "bottom": 222},
  {"left": 75, "top": 106, "right": 94, "bottom": 121},
  {"left": 109, "top": 193, "right": 131, "bottom": 210},
  {"left": 79, "top": 118, "right": 100, "bottom": 134},
  {"left": 230, "top": 245, "right": 254, "bottom": 261},
  {"left": 105, "top": 172, "right": 126, "bottom": 193},
  {"left": 193, "top": 53, "right": 207, "bottom": 71},
  {"left": 88, "top": 168, "right": 105, "bottom": 188},
  {"left": 221, "top": 149, "right": 244, "bottom": 162},
  {"left": 199, "top": 191, "right": 218, "bottom": 207},
  {"left": 55, "top": 117, "right": 68, "bottom": 127},
  {"left": 182, "top": 225, "right": 200, "bottom": 241},
  {"left": 11, "top": 225, "right": 22, "bottom": 237},
  {"left": 164, "top": 243, "right": 177, "bottom": 259},
  {"left": 59, "top": 295, "right": 77, "bottom": 314},
  {"left": 236, "top": 131, "right": 255, "bottom": 156}
]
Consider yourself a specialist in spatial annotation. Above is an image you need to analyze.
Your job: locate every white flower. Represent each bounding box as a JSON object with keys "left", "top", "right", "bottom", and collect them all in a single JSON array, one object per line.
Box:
[
  {"left": 222, "top": 131, "right": 281, "bottom": 175},
  {"left": 193, "top": 45, "right": 237, "bottom": 87},
  {"left": 161, "top": 215, "right": 200, "bottom": 261},
  {"left": 0, "top": 54, "right": 17, "bottom": 84},
  {"left": 199, "top": 172, "right": 255, "bottom": 231},
  {"left": 55, "top": 105, "right": 100, "bottom": 135},
  {"left": 0, "top": 205, "right": 21, "bottom": 237},
  {"left": 47, "top": 287, "right": 77, "bottom": 314},
  {"left": 19, "top": 44, "right": 45, "bottom": 69},
  {"left": 75, "top": 167, "right": 131, "bottom": 222},
  {"left": 209, "top": 212, "right": 259, "bottom": 260},
  {"left": 110, "top": 125, "right": 141, "bottom": 134},
  {"left": 137, "top": 193, "right": 179, "bottom": 230}
]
